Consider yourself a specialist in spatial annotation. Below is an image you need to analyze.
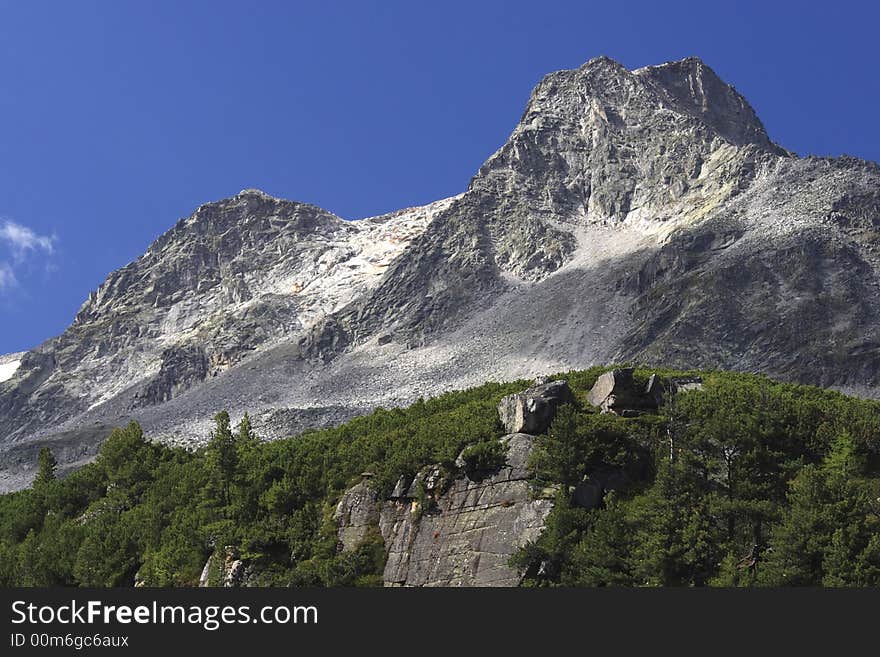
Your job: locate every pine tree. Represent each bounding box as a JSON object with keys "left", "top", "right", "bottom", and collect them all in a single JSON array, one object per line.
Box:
[
  {"left": 567, "top": 502, "right": 635, "bottom": 586},
  {"left": 208, "top": 411, "right": 237, "bottom": 505},
  {"left": 537, "top": 404, "right": 582, "bottom": 489},
  {"left": 236, "top": 412, "right": 257, "bottom": 445},
  {"left": 761, "top": 434, "right": 877, "bottom": 587},
  {"left": 629, "top": 457, "right": 721, "bottom": 586},
  {"left": 759, "top": 465, "right": 829, "bottom": 585},
  {"left": 825, "top": 429, "right": 868, "bottom": 481},
  {"left": 35, "top": 447, "right": 57, "bottom": 488}
]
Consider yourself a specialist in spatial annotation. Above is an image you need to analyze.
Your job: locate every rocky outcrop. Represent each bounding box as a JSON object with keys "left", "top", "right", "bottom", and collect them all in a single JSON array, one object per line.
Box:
[
  {"left": 587, "top": 370, "right": 704, "bottom": 414},
  {"left": 644, "top": 373, "right": 666, "bottom": 407},
  {"left": 334, "top": 479, "right": 380, "bottom": 551},
  {"left": 322, "top": 382, "right": 578, "bottom": 586},
  {"left": 587, "top": 369, "right": 639, "bottom": 413},
  {"left": 497, "top": 379, "right": 574, "bottom": 434},
  {"left": 380, "top": 433, "right": 552, "bottom": 587}
]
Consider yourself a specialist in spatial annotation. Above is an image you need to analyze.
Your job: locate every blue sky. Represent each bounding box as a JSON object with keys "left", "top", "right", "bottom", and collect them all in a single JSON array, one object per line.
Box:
[{"left": 1, "top": 0, "right": 878, "bottom": 354}]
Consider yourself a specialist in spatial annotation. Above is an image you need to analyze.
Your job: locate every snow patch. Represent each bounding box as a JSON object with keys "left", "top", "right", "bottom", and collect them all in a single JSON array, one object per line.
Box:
[{"left": 0, "top": 353, "right": 24, "bottom": 383}]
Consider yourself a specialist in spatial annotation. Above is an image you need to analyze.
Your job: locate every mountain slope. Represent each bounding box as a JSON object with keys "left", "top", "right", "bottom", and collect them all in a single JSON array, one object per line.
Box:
[
  {"left": 2, "top": 55, "right": 880, "bottom": 490},
  {"left": 2, "top": 368, "right": 878, "bottom": 587}
]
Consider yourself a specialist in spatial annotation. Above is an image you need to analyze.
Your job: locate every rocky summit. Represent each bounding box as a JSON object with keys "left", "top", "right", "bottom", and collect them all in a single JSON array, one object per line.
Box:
[{"left": 2, "top": 55, "right": 880, "bottom": 490}]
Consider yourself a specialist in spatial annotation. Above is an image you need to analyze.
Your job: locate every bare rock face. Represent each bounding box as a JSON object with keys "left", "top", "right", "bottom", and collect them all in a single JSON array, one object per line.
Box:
[
  {"left": 497, "top": 380, "right": 574, "bottom": 434},
  {"left": 334, "top": 479, "right": 380, "bottom": 551},
  {"left": 380, "top": 433, "right": 552, "bottom": 587},
  {"left": 670, "top": 377, "right": 704, "bottom": 393},
  {"left": 137, "top": 345, "right": 209, "bottom": 407}
]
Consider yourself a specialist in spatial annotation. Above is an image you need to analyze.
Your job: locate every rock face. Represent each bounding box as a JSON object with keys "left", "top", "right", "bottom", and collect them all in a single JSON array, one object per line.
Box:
[
  {"left": 334, "top": 479, "right": 380, "bottom": 551},
  {"left": 138, "top": 345, "right": 209, "bottom": 406},
  {"left": 497, "top": 379, "right": 574, "bottom": 434},
  {"left": 380, "top": 434, "right": 552, "bottom": 587},
  {"left": 329, "top": 383, "right": 573, "bottom": 587},
  {"left": 4, "top": 55, "right": 880, "bottom": 490}
]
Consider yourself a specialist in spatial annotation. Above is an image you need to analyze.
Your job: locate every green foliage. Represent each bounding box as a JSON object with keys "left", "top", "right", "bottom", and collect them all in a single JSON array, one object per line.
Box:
[
  {"left": 35, "top": 447, "right": 57, "bottom": 488},
  {"left": 1, "top": 367, "right": 879, "bottom": 587},
  {"left": 513, "top": 369, "right": 880, "bottom": 587},
  {"left": 529, "top": 405, "right": 655, "bottom": 489},
  {"left": 208, "top": 411, "right": 238, "bottom": 505},
  {"left": 459, "top": 440, "right": 507, "bottom": 475},
  {"left": 0, "top": 379, "right": 525, "bottom": 587}
]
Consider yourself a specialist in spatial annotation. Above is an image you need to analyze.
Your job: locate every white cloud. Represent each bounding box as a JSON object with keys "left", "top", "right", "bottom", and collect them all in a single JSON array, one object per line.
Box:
[
  {"left": 0, "top": 262, "right": 15, "bottom": 290},
  {"left": 0, "top": 220, "right": 56, "bottom": 294},
  {"left": 0, "top": 220, "right": 55, "bottom": 261}
]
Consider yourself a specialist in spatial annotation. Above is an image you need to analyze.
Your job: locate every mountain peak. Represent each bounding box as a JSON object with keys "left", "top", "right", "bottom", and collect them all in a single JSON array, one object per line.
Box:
[
  {"left": 634, "top": 57, "right": 785, "bottom": 152},
  {"left": 236, "top": 188, "right": 277, "bottom": 200},
  {"left": 578, "top": 54, "right": 628, "bottom": 71},
  {"left": 520, "top": 56, "right": 784, "bottom": 155}
]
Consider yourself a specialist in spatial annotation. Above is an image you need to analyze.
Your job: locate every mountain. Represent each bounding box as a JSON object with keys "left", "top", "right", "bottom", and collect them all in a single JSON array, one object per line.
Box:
[{"left": 2, "top": 55, "right": 880, "bottom": 491}]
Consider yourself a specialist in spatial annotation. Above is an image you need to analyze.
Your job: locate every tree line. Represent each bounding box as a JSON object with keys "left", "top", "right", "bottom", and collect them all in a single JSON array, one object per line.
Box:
[{"left": 0, "top": 367, "right": 877, "bottom": 586}]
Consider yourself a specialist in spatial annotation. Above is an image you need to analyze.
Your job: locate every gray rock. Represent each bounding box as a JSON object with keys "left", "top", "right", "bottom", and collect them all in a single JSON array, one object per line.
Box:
[
  {"left": 199, "top": 546, "right": 248, "bottom": 588},
  {"left": 670, "top": 377, "right": 704, "bottom": 393},
  {"left": 381, "top": 433, "right": 552, "bottom": 587},
  {"left": 198, "top": 556, "right": 212, "bottom": 587},
  {"left": 390, "top": 475, "right": 410, "bottom": 499},
  {"left": 224, "top": 559, "right": 246, "bottom": 588},
  {"left": 333, "top": 480, "right": 380, "bottom": 551},
  {"left": 497, "top": 380, "right": 574, "bottom": 434},
  {"left": 137, "top": 345, "right": 209, "bottom": 407},
  {"left": 405, "top": 464, "right": 444, "bottom": 498},
  {"left": 587, "top": 368, "right": 636, "bottom": 413}
]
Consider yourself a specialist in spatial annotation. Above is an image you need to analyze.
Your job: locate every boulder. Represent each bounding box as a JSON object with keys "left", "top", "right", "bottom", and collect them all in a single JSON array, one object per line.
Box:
[
  {"left": 587, "top": 368, "right": 636, "bottom": 413},
  {"left": 497, "top": 379, "right": 574, "bottom": 434},
  {"left": 333, "top": 480, "right": 380, "bottom": 551},
  {"left": 224, "top": 558, "right": 246, "bottom": 587},
  {"left": 589, "top": 371, "right": 702, "bottom": 414}
]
